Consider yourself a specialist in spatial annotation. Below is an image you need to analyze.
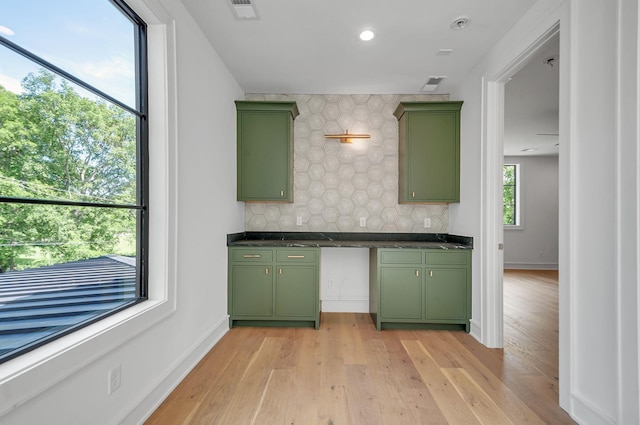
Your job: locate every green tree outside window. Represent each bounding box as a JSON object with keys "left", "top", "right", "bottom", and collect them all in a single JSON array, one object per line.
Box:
[{"left": 503, "top": 164, "right": 518, "bottom": 225}]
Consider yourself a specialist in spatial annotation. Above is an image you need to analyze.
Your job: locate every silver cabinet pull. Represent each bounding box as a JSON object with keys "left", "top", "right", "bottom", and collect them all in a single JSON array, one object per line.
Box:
[
  {"left": 287, "top": 255, "right": 305, "bottom": 258},
  {"left": 280, "top": 190, "right": 284, "bottom": 197},
  {"left": 429, "top": 270, "right": 433, "bottom": 277},
  {"left": 243, "top": 254, "right": 261, "bottom": 258},
  {"left": 265, "top": 268, "right": 269, "bottom": 274},
  {"left": 279, "top": 268, "right": 283, "bottom": 275},
  {"left": 416, "top": 270, "right": 420, "bottom": 277}
]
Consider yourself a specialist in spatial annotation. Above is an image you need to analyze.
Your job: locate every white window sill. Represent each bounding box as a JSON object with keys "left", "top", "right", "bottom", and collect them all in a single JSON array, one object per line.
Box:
[{"left": 0, "top": 296, "right": 175, "bottom": 417}]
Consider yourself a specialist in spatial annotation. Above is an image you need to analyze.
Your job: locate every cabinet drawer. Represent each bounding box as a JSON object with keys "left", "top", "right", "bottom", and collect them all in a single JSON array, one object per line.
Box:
[
  {"left": 379, "top": 249, "right": 423, "bottom": 265},
  {"left": 276, "top": 249, "right": 318, "bottom": 263},
  {"left": 232, "top": 248, "right": 273, "bottom": 262},
  {"left": 425, "top": 251, "right": 468, "bottom": 265}
]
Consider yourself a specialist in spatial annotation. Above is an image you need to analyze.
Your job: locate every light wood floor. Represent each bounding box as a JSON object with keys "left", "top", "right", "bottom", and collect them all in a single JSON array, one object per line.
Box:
[{"left": 146, "top": 269, "right": 575, "bottom": 424}]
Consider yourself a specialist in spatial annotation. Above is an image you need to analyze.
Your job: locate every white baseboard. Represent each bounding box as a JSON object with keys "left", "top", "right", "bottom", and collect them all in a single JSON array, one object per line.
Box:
[
  {"left": 321, "top": 299, "right": 369, "bottom": 313},
  {"left": 570, "top": 393, "right": 616, "bottom": 425},
  {"left": 504, "top": 262, "right": 558, "bottom": 270},
  {"left": 120, "top": 315, "right": 229, "bottom": 425},
  {"left": 469, "top": 319, "right": 482, "bottom": 342}
]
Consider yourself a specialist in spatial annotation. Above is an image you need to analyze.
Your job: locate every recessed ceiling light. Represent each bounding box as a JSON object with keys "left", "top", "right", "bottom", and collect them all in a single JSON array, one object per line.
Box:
[
  {"left": 359, "top": 30, "right": 375, "bottom": 41},
  {"left": 437, "top": 49, "right": 453, "bottom": 56},
  {"left": 450, "top": 16, "right": 470, "bottom": 30}
]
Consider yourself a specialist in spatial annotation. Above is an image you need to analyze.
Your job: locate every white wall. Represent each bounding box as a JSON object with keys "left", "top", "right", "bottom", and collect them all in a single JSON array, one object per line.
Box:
[
  {"left": 451, "top": 0, "right": 640, "bottom": 423},
  {"left": 568, "top": 0, "right": 639, "bottom": 422},
  {"left": 320, "top": 247, "right": 370, "bottom": 313},
  {"left": 503, "top": 155, "right": 559, "bottom": 269},
  {"left": 0, "top": 0, "right": 244, "bottom": 423}
]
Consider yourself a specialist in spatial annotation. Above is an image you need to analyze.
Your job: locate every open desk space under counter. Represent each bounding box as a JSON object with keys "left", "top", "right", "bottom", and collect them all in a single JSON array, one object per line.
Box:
[{"left": 227, "top": 232, "right": 473, "bottom": 331}]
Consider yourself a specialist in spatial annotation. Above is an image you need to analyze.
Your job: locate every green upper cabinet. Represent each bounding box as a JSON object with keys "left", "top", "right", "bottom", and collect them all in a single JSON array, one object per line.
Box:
[
  {"left": 236, "top": 101, "right": 299, "bottom": 202},
  {"left": 394, "top": 101, "right": 463, "bottom": 204}
]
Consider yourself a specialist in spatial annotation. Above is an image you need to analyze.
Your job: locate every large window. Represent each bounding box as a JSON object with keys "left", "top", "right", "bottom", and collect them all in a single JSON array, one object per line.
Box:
[
  {"left": 0, "top": 0, "right": 148, "bottom": 363},
  {"left": 503, "top": 164, "right": 520, "bottom": 226}
]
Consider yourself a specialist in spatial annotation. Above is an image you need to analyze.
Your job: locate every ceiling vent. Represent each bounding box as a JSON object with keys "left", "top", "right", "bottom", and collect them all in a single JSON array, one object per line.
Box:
[
  {"left": 421, "top": 76, "right": 446, "bottom": 92},
  {"left": 228, "top": 0, "right": 259, "bottom": 20}
]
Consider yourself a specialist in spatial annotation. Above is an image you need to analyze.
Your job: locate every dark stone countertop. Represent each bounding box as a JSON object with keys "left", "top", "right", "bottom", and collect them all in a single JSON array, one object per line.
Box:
[{"left": 227, "top": 232, "right": 473, "bottom": 250}]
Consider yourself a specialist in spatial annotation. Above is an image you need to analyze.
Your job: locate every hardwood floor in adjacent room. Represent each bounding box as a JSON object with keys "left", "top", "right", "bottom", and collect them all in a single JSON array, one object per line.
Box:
[{"left": 146, "top": 269, "right": 575, "bottom": 424}]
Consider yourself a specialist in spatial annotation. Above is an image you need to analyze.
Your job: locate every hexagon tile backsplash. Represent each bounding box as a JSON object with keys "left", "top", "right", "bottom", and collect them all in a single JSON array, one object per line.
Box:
[{"left": 244, "top": 93, "right": 450, "bottom": 233}]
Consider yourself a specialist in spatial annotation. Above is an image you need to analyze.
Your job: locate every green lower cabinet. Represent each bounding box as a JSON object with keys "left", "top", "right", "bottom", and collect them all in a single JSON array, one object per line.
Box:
[
  {"left": 228, "top": 247, "right": 319, "bottom": 329},
  {"left": 425, "top": 268, "right": 468, "bottom": 320},
  {"left": 275, "top": 265, "right": 317, "bottom": 318},
  {"left": 379, "top": 268, "right": 423, "bottom": 319},
  {"left": 230, "top": 264, "right": 273, "bottom": 316},
  {"left": 370, "top": 248, "right": 471, "bottom": 332}
]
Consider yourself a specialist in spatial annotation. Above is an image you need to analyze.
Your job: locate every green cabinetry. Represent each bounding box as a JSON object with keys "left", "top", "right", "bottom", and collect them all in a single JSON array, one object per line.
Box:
[
  {"left": 394, "top": 101, "right": 463, "bottom": 203},
  {"left": 228, "top": 247, "right": 320, "bottom": 329},
  {"left": 369, "top": 248, "right": 471, "bottom": 331},
  {"left": 235, "top": 101, "right": 299, "bottom": 202}
]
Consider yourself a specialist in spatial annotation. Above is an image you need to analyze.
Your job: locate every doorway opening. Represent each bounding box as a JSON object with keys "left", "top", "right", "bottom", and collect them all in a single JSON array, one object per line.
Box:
[{"left": 481, "top": 20, "right": 569, "bottom": 408}]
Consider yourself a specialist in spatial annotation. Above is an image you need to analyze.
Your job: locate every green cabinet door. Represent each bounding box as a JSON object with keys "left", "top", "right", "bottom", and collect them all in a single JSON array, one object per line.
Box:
[
  {"left": 395, "top": 102, "right": 462, "bottom": 203},
  {"left": 236, "top": 101, "right": 299, "bottom": 202},
  {"left": 230, "top": 264, "right": 273, "bottom": 316},
  {"left": 425, "top": 268, "right": 468, "bottom": 320},
  {"left": 379, "top": 268, "right": 423, "bottom": 320},
  {"left": 275, "top": 265, "right": 317, "bottom": 318}
]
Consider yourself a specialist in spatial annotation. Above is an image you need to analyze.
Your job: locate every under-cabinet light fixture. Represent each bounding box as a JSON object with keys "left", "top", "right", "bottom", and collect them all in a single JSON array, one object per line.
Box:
[{"left": 324, "top": 129, "right": 370, "bottom": 144}]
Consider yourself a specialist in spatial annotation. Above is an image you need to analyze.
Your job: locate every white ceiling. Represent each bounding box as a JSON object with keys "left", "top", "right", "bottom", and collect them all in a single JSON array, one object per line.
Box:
[
  {"left": 504, "top": 34, "right": 560, "bottom": 156},
  {"left": 181, "top": 0, "right": 556, "bottom": 156},
  {"left": 182, "top": 0, "right": 537, "bottom": 94}
]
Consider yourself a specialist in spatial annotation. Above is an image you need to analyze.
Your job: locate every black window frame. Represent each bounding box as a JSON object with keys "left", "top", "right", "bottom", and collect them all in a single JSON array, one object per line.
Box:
[{"left": 0, "top": 0, "right": 148, "bottom": 363}]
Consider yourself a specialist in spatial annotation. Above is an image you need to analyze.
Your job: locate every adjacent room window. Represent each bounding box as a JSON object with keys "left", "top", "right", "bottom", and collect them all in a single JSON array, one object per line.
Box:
[
  {"left": 0, "top": 0, "right": 148, "bottom": 363},
  {"left": 503, "top": 164, "right": 520, "bottom": 226}
]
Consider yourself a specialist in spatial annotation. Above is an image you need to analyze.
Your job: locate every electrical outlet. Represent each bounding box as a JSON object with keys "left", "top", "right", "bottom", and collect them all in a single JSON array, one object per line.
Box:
[
  {"left": 360, "top": 217, "right": 366, "bottom": 227},
  {"left": 108, "top": 364, "right": 122, "bottom": 395},
  {"left": 424, "top": 218, "right": 431, "bottom": 228},
  {"left": 296, "top": 216, "right": 302, "bottom": 226}
]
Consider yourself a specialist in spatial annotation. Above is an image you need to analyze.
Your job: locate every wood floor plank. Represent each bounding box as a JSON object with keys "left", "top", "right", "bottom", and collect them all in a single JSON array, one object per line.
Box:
[
  {"left": 317, "top": 384, "right": 353, "bottom": 425},
  {"left": 436, "top": 332, "right": 548, "bottom": 425},
  {"left": 146, "top": 270, "right": 576, "bottom": 425},
  {"left": 213, "top": 336, "right": 285, "bottom": 425},
  {"left": 344, "top": 364, "right": 385, "bottom": 425},
  {"left": 340, "top": 314, "right": 368, "bottom": 365},
  {"left": 402, "top": 340, "right": 483, "bottom": 425},
  {"left": 364, "top": 336, "right": 448, "bottom": 424},
  {"left": 250, "top": 368, "right": 295, "bottom": 425},
  {"left": 288, "top": 329, "right": 321, "bottom": 425},
  {"left": 442, "top": 368, "right": 515, "bottom": 425}
]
